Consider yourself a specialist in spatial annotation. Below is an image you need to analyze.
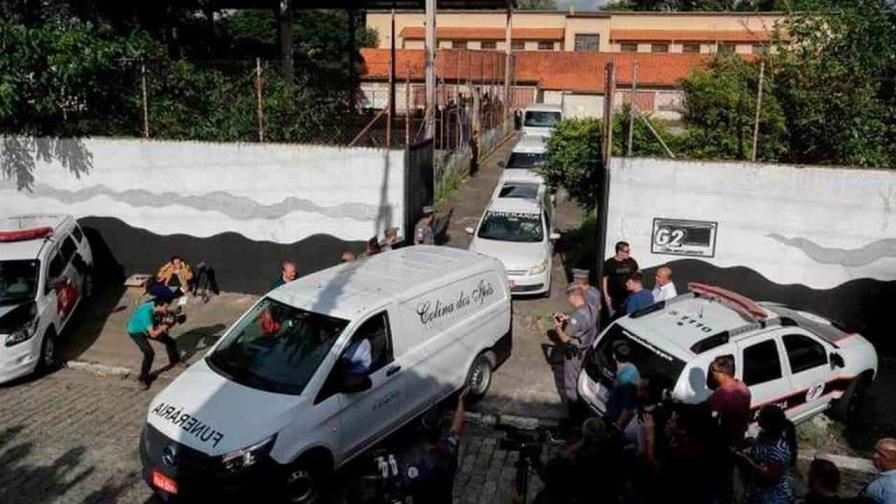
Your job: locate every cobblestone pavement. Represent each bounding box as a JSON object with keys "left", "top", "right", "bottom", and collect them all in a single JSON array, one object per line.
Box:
[{"left": 0, "top": 367, "right": 546, "bottom": 504}]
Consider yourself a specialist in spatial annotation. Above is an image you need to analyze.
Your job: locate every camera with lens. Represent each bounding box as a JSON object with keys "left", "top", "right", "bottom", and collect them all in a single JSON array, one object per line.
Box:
[{"left": 154, "top": 306, "right": 187, "bottom": 328}]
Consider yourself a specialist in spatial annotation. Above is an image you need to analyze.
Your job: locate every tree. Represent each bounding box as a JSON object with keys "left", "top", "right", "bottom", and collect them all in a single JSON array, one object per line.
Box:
[
  {"left": 679, "top": 54, "right": 787, "bottom": 162},
  {"left": 518, "top": 0, "right": 558, "bottom": 9}
]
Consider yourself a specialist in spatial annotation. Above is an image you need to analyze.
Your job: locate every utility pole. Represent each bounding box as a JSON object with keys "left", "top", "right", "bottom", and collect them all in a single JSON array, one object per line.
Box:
[
  {"left": 388, "top": 5, "right": 396, "bottom": 148},
  {"left": 626, "top": 60, "right": 638, "bottom": 157},
  {"left": 141, "top": 63, "right": 150, "bottom": 138},
  {"left": 405, "top": 60, "right": 411, "bottom": 147},
  {"left": 595, "top": 62, "right": 616, "bottom": 317},
  {"left": 504, "top": 1, "right": 513, "bottom": 117},
  {"left": 256, "top": 58, "right": 265, "bottom": 142},
  {"left": 424, "top": 0, "right": 437, "bottom": 139},
  {"left": 751, "top": 60, "right": 766, "bottom": 162},
  {"left": 277, "top": 0, "right": 293, "bottom": 80}
]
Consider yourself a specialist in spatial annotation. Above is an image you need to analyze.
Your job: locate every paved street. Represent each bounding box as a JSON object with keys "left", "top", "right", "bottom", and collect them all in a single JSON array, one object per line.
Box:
[{"left": 0, "top": 368, "right": 548, "bottom": 504}]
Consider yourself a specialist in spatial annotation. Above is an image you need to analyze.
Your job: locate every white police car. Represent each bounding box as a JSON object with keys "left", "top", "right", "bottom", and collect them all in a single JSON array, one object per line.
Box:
[
  {"left": 578, "top": 283, "right": 878, "bottom": 425},
  {"left": 0, "top": 214, "right": 93, "bottom": 383},
  {"left": 467, "top": 194, "right": 559, "bottom": 297}
]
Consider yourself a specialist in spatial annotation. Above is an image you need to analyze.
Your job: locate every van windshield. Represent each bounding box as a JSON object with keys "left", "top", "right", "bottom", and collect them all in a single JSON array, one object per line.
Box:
[
  {"left": 584, "top": 323, "right": 686, "bottom": 390},
  {"left": 0, "top": 260, "right": 39, "bottom": 305},
  {"left": 524, "top": 111, "right": 561, "bottom": 128},
  {"left": 207, "top": 298, "right": 349, "bottom": 395}
]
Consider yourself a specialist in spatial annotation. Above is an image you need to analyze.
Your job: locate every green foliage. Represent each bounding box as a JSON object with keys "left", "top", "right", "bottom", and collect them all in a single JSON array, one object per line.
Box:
[
  {"left": 603, "top": 0, "right": 828, "bottom": 10},
  {"left": 539, "top": 119, "right": 603, "bottom": 211},
  {"left": 680, "top": 54, "right": 787, "bottom": 162}
]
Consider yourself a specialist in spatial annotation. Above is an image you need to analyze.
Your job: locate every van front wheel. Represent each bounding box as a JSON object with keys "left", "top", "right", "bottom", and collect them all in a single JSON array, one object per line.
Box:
[
  {"left": 466, "top": 352, "right": 494, "bottom": 401},
  {"left": 283, "top": 459, "right": 329, "bottom": 504}
]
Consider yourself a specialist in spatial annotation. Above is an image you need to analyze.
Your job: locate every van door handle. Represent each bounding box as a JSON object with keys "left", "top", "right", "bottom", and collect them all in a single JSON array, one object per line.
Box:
[{"left": 386, "top": 365, "right": 401, "bottom": 377}]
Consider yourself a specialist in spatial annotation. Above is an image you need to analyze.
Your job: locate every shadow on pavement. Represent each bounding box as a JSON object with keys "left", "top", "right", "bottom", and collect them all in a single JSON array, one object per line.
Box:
[{"left": 0, "top": 425, "right": 95, "bottom": 503}]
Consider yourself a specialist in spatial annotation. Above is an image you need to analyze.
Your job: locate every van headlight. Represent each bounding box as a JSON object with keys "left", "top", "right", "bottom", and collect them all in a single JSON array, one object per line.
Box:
[
  {"left": 5, "top": 320, "right": 38, "bottom": 347},
  {"left": 220, "top": 434, "right": 276, "bottom": 472},
  {"left": 529, "top": 260, "right": 548, "bottom": 275}
]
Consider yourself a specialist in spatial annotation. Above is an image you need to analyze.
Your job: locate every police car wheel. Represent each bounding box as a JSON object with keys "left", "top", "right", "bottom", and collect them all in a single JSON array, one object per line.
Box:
[
  {"left": 284, "top": 465, "right": 323, "bottom": 503},
  {"left": 37, "top": 329, "right": 58, "bottom": 373},
  {"left": 467, "top": 353, "right": 493, "bottom": 400},
  {"left": 831, "top": 376, "right": 869, "bottom": 424}
]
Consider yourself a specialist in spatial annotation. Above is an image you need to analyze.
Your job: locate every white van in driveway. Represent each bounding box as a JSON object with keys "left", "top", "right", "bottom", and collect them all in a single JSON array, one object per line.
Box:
[
  {"left": 522, "top": 104, "right": 562, "bottom": 138},
  {"left": 140, "top": 246, "right": 511, "bottom": 502}
]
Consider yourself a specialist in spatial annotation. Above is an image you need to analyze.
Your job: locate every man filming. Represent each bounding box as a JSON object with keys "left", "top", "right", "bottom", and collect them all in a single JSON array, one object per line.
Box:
[
  {"left": 549, "top": 285, "right": 597, "bottom": 420},
  {"left": 127, "top": 295, "right": 183, "bottom": 390}
]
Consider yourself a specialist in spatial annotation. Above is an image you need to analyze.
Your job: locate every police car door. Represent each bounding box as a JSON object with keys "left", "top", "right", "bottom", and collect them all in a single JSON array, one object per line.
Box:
[
  {"left": 737, "top": 335, "right": 793, "bottom": 422},
  {"left": 54, "top": 235, "right": 84, "bottom": 328},
  {"left": 336, "top": 310, "right": 402, "bottom": 460},
  {"left": 778, "top": 330, "right": 834, "bottom": 423}
]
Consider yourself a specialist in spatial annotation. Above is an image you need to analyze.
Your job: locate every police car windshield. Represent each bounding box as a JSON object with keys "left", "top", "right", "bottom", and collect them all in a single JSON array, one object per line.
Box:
[
  {"left": 507, "top": 152, "right": 546, "bottom": 169},
  {"left": 524, "top": 111, "right": 561, "bottom": 128},
  {"left": 0, "top": 260, "right": 39, "bottom": 305},
  {"left": 586, "top": 324, "right": 686, "bottom": 389},
  {"left": 477, "top": 211, "right": 544, "bottom": 243},
  {"left": 207, "top": 298, "right": 349, "bottom": 395}
]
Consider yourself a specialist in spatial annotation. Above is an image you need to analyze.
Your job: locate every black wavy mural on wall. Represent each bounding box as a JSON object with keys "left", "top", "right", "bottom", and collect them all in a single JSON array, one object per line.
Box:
[
  {"left": 80, "top": 216, "right": 365, "bottom": 295},
  {"left": 642, "top": 259, "right": 895, "bottom": 353}
]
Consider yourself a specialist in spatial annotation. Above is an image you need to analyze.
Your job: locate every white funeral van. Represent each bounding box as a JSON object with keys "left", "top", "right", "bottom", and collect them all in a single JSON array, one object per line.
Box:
[
  {"left": 522, "top": 103, "right": 562, "bottom": 138},
  {"left": 0, "top": 214, "right": 93, "bottom": 383},
  {"left": 140, "top": 246, "right": 511, "bottom": 501}
]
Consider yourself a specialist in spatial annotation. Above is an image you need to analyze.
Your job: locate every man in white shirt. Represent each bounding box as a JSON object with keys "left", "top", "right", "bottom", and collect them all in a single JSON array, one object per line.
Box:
[
  {"left": 864, "top": 437, "right": 896, "bottom": 504},
  {"left": 651, "top": 265, "right": 678, "bottom": 302}
]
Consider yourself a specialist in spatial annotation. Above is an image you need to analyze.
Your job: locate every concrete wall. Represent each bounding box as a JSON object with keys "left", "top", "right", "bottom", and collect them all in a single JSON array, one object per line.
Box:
[
  {"left": 0, "top": 138, "right": 408, "bottom": 293},
  {"left": 606, "top": 157, "right": 896, "bottom": 344}
]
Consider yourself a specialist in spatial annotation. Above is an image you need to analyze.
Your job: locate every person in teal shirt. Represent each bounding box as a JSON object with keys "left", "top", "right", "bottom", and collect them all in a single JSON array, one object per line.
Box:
[{"left": 127, "top": 297, "right": 181, "bottom": 390}]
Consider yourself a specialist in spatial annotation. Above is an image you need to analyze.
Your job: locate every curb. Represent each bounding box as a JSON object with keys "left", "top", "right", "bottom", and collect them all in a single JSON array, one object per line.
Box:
[
  {"left": 66, "top": 360, "right": 132, "bottom": 378},
  {"left": 466, "top": 411, "right": 560, "bottom": 430},
  {"left": 798, "top": 451, "right": 876, "bottom": 474}
]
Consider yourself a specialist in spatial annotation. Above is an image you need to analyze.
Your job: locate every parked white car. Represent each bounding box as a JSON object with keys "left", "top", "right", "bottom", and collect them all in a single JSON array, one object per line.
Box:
[
  {"left": 0, "top": 214, "right": 93, "bottom": 383},
  {"left": 522, "top": 103, "right": 562, "bottom": 138},
  {"left": 578, "top": 283, "right": 878, "bottom": 426},
  {"left": 140, "top": 246, "right": 512, "bottom": 501},
  {"left": 504, "top": 135, "right": 547, "bottom": 175},
  {"left": 467, "top": 196, "right": 558, "bottom": 297}
]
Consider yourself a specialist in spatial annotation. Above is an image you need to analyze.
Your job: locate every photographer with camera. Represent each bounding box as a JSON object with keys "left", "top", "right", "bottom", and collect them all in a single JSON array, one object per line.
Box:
[
  {"left": 126, "top": 294, "right": 184, "bottom": 390},
  {"left": 547, "top": 285, "right": 597, "bottom": 421}
]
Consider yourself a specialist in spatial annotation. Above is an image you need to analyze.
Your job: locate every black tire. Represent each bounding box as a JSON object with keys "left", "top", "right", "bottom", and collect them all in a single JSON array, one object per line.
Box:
[
  {"left": 283, "top": 456, "right": 331, "bottom": 504},
  {"left": 830, "top": 376, "right": 869, "bottom": 424},
  {"left": 36, "top": 328, "right": 58, "bottom": 374},
  {"left": 466, "top": 352, "right": 495, "bottom": 402}
]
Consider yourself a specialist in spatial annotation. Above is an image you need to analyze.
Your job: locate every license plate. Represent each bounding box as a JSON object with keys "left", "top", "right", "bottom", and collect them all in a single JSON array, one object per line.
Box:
[{"left": 152, "top": 469, "right": 178, "bottom": 495}]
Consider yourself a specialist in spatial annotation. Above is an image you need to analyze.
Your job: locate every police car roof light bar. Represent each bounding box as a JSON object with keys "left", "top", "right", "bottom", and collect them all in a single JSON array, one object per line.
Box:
[
  {"left": 0, "top": 226, "right": 54, "bottom": 242},
  {"left": 687, "top": 283, "right": 768, "bottom": 320}
]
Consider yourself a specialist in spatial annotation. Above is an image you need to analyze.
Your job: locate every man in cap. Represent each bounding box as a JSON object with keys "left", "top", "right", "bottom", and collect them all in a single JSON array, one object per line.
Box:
[
  {"left": 414, "top": 206, "right": 436, "bottom": 245},
  {"left": 572, "top": 268, "right": 601, "bottom": 326},
  {"left": 549, "top": 284, "right": 597, "bottom": 419}
]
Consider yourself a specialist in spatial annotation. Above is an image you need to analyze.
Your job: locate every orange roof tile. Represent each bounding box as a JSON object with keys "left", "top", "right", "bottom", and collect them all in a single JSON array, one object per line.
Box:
[
  {"left": 400, "top": 26, "right": 565, "bottom": 41},
  {"left": 610, "top": 29, "right": 778, "bottom": 43},
  {"left": 360, "top": 48, "right": 721, "bottom": 93}
]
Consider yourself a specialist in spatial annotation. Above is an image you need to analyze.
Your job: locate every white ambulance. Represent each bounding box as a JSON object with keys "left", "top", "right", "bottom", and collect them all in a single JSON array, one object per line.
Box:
[
  {"left": 0, "top": 214, "right": 93, "bottom": 383},
  {"left": 140, "top": 246, "right": 512, "bottom": 502}
]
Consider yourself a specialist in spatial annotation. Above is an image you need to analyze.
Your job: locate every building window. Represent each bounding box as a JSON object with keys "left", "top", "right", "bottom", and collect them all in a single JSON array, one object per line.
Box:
[
  {"left": 451, "top": 40, "right": 468, "bottom": 50},
  {"left": 511, "top": 40, "right": 525, "bottom": 51},
  {"left": 537, "top": 41, "right": 554, "bottom": 51},
  {"left": 682, "top": 43, "right": 701, "bottom": 53},
  {"left": 718, "top": 43, "right": 736, "bottom": 54},
  {"left": 574, "top": 34, "right": 600, "bottom": 52},
  {"left": 753, "top": 44, "right": 769, "bottom": 55},
  {"left": 481, "top": 40, "right": 497, "bottom": 50},
  {"left": 620, "top": 42, "right": 638, "bottom": 52},
  {"left": 651, "top": 43, "right": 669, "bottom": 53}
]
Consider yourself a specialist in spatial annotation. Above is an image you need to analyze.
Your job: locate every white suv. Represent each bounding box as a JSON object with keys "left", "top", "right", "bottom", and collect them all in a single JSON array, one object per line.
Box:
[
  {"left": 0, "top": 214, "right": 93, "bottom": 383},
  {"left": 578, "top": 283, "right": 878, "bottom": 425}
]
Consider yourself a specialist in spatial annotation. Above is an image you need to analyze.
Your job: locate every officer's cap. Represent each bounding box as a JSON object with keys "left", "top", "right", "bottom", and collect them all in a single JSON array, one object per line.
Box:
[
  {"left": 565, "top": 284, "right": 583, "bottom": 295},
  {"left": 571, "top": 268, "right": 590, "bottom": 280},
  {"left": 422, "top": 205, "right": 434, "bottom": 214}
]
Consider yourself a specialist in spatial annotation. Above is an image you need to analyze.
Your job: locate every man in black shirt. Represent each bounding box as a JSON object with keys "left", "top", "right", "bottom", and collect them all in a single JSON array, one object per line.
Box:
[{"left": 602, "top": 241, "right": 639, "bottom": 318}]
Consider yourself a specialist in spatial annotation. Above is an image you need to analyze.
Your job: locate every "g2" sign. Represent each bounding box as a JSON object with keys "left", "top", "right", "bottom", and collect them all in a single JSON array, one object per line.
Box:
[{"left": 651, "top": 218, "right": 718, "bottom": 258}]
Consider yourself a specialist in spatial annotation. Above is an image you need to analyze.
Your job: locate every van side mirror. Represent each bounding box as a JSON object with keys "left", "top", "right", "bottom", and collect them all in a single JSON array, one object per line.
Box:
[
  {"left": 340, "top": 373, "right": 372, "bottom": 394},
  {"left": 830, "top": 353, "right": 845, "bottom": 369},
  {"left": 465, "top": 227, "right": 475, "bottom": 235}
]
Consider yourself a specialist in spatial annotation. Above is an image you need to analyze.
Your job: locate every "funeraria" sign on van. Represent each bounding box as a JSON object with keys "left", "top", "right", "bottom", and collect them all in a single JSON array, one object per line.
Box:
[
  {"left": 151, "top": 402, "right": 225, "bottom": 448},
  {"left": 416, "top": 279, "right": 495, "bottom": 326}
]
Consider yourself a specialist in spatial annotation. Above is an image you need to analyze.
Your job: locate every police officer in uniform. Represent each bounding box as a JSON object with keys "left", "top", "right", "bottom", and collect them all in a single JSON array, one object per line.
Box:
[
  {"left": 572, "top": 268, "right": 601, "bottom": 328},
  {"left": 549, "top": 284, "right": 597, "bottom": 420},
  {"left": 414, "top": 206, "right": 435, "bottom": 245}
]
